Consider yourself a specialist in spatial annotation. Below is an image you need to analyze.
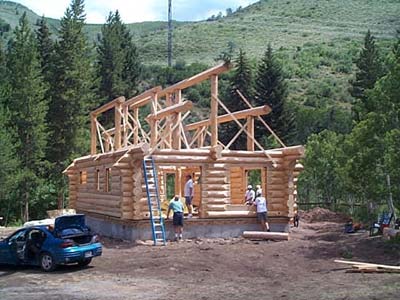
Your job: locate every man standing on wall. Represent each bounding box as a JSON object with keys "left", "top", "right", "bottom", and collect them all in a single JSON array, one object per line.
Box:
[
  {"left": 184, "top": 174, "right": 194, "bottom": 218},
  {"left": 167, "top": 196, "right": 184, "bottom": 241},
  {"left": 254, "top": 191, "right": 270, "bottom": 231}
]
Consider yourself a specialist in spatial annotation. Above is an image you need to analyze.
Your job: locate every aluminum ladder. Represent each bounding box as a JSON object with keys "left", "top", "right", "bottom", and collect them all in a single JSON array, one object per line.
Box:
[{"left": 143, "top": 156, "right": 166, "bottom": 245}]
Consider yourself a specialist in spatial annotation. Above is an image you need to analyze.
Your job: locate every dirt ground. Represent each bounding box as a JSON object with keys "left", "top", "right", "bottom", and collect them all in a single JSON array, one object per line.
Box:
[{"left": 1, "top": 219, "right": 400, "bottom": 300}]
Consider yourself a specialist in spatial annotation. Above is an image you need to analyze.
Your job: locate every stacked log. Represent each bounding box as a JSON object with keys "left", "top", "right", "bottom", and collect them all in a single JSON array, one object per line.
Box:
[
  {"left": 230, "top": 167, "right": 244, "bottom": 204},
  {"left": 76, "top": 165, "right": 122, "bottom": 218},
  {"left": 266, "top": 162, "right": 289, "bottom": 217},
  {"left": 131, "top": 159, "right": 146, "bottom": 220},
  {"left": 67, "top": 171, "right": 78, "bottom": 209},
  {"left": 201, "top": 163, "right": 230, "bottom": 218}
]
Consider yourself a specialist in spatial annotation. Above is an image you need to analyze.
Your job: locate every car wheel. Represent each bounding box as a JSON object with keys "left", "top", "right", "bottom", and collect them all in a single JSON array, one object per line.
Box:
[
  {"left": 40, "top": 252, "right": 56, "bottom": 272},
  {"left": 78, "top": 258, "right": 92, "bottom": 267}
]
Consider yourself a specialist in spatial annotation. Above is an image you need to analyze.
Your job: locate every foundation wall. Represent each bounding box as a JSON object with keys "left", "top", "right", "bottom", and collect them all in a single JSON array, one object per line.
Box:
[{"left": 86, "top": 213, "right": 290, "bottom": 241}]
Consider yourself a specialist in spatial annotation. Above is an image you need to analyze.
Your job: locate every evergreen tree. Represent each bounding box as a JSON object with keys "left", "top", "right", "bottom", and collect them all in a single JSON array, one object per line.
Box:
[
  {"left": 6, "top": 13, "right": 48, "bottom": 222},
  {"left": 254, "top": 45, "right": 296, "bottom": 145},
  {"left": 0, "top": 106, "right": 19, "bottom": 225},
  {"left": 36, "top": 16, "right": 55, "bottom": 85},
  {"left": 349, "top": 30, "right": 383, "bottom": 121},
  {"left": 97, "top": 10, "right": 140, "bottom": 103},
  {"left": 47, "top": 0, "right": 95, "bottom": 177},
  {"left": 220, "top": 49, "right": 254, "bottom": 149}
]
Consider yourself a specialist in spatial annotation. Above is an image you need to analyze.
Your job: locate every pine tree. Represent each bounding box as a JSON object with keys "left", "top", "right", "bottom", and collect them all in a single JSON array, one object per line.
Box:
[
  {"left": 6, "top": 12, "right": 48, "bottom": 221},
  {"left": 220, "top": 49, "right": 254, "bottom": 149},
  {"left": 254, "top": 45, "right": 296, "bottom": 145},
  {"left": 349, "top": 30, "right": 383, "bottom": 121},
  {"left": 97, "top": 10, "right": 140, "bottom": 103},
  {"left": 47, "top": 0, "right": 95, "bottom": 176},
  {"left": 36, "top": 16, "right": 54, "bottom": 85}
]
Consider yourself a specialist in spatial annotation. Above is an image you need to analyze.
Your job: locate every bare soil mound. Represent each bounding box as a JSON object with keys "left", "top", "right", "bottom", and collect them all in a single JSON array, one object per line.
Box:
[{"left": 299, "top": 207, "right": 349, "bottom": 223}]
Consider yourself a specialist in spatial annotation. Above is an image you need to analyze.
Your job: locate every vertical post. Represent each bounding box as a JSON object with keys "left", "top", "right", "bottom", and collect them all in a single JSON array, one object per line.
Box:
[
  {"left": 210, "top": 75, "right": 218, "bottom": 148},
  {"left": 115, "top": 103, "right": 122, "bottom": 150},
  {"left": 150, "top": 93, "right": 158, "bottom": 147},
  {"left": 246, "top": 116, "right": 254, "bottom": 151},
  {"left": 123, "top": 105, "right": 128, "bottom": 147},
  {"left": 172, "top": 90, "right": 182, "bottom": 149},
  {"left": 91, "top": 113, "right": 97, "bottom": 155},
  {"left": 133, "top": 107, "right": 139, "bottom": 145},
  {"left": 166, "top": 93, "right": 173, "bottom": 147},
  {"left": 175, "top": 167, "right": 182, "bottom": 197}
]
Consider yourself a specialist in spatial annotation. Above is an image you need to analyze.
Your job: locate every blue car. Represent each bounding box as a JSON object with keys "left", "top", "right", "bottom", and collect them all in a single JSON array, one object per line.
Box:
[{"left": 0, "top": 214, "right": 102, "bottom": 272}]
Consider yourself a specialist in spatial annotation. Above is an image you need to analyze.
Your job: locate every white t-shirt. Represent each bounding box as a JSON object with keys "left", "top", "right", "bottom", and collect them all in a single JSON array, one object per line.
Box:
[
  {"left": 245, "top": 189, "right": 255, "bottom": 202},
  {"left": 254, "top": 196, "right": 267, "bottom": 213},
  {"left": 184, "top": 179, "right": 194, "bottom": 197}
]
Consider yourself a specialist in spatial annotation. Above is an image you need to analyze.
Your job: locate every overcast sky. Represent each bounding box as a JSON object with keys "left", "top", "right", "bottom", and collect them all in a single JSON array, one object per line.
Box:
[{"left": 12, "top": 0, "right": 259, "bottom": 24}]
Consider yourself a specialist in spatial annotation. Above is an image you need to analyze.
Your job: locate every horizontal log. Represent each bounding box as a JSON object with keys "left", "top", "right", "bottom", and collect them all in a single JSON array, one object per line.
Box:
[
  {"left": 202, "top": 177, "right": 229, "bottom": 184},
  {"left": 243, "top": 231, "right": 289, "bottom": 241},
  {"left": 157, "top": 62, "right": 230, "bottom": 98},
  {"left": 201, "top": 191, "right": 230, "bottom": 198},
  {"left": 78, "top": 208, "right": 121, "bottom": 218},
  {"left": 205, "top": 211, "right": 255, "bottom": 218},
  {"left": 146, "top": 101, "right": 193, "bottom": 121},
  {"left": 91, "top": 96, "right": 125, "bottom": 117},
  {"left": 77, "top": 192, "right": 121, "bottom": 201},
  {"left": 186, "top": 105, "right": 271, "bottom": 131},
  {"left": 124, "top": 86, "right": 162, "bottom": 108},
  {"left": 202, "top": 184, "right": 230, "bottom": 191}
]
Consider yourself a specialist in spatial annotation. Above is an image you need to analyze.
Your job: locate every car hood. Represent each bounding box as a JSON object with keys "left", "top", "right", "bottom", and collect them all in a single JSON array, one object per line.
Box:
[{"left": 55, "top": 214, "right": 86, "bottom": 232}]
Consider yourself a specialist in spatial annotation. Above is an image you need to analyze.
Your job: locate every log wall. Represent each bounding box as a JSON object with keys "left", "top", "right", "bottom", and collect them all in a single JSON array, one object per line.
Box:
[
  {"left": 75, "top": 161, "right": 122, "bottom": 218},
  {"left": 201, "top": 163, "right": 230, "bottom": 218}
]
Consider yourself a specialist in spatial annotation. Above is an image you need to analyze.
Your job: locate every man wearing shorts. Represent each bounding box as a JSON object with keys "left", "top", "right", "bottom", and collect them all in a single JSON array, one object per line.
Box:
[
  {"left": 184, "top": 175, "right": 194, "bottom": 218},
  {"left": 254, "top": 192, "right": 270, "bottom": 232},
  {"left": 167, "top": 196, "right": 184, "bottom": 241}
]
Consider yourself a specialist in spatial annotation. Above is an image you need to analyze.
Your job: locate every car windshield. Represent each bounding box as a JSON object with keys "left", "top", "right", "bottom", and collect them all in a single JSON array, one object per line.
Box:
[{"left": 8, "top": 230, "right": 26, "bottom": 243}]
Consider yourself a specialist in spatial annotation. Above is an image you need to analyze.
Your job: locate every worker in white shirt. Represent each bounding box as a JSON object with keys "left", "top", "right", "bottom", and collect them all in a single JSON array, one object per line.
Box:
[
  {"left": 244, "top": 185, "right": 255, "bottom": 205},
  {"left": 184, "top": 174, "right": 194, "bottom": 218},
  {"left": 254, "top": 191, "right": 270, "bottom": 231}
]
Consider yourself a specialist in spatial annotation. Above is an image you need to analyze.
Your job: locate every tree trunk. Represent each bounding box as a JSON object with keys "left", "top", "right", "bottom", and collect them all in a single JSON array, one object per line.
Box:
[{"left": 24, "top": 191, "right": 29, "bottom": 223}]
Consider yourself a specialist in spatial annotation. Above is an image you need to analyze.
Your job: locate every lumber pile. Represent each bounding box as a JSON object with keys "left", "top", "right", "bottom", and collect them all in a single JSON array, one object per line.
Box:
[
  {"left": 334, "top": 259, "right": 400, "bottom": 273},
  {"left": 243, "top": 231, "right": 289, "bottom": 240}
]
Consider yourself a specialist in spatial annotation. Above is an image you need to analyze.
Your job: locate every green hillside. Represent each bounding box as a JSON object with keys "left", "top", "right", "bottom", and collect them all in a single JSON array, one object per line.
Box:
[{"left": 0, "top": 0, "right": 398, "bottom": 134}]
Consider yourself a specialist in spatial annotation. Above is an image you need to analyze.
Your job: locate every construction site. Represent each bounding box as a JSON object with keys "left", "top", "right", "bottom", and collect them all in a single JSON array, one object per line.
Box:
[{"left": 63, "top": 62, "right": 304, "bottom": 243}]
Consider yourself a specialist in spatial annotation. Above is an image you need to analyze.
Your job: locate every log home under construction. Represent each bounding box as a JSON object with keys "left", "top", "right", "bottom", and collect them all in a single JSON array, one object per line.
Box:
[{"left": 64, "top": 63, "right": 304, "bottom": 242}]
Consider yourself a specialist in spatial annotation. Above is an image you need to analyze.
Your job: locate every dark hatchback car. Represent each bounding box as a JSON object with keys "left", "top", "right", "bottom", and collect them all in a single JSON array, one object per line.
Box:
[{"left": 0, "top": 214, "right": 102, "bottom": 271}]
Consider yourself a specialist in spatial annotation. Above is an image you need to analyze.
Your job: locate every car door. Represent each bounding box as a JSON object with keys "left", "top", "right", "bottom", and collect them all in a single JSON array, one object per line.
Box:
[{"left": 0, "top": 229, "right": 26, "bottom": 264}]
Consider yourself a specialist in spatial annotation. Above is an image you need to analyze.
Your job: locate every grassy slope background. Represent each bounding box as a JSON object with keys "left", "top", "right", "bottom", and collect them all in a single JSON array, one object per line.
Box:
[{"left": 0, "top": 0, "right": 399, "bottom": 140}]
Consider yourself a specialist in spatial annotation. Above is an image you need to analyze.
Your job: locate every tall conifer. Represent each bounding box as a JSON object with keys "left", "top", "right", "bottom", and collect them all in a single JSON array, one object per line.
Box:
[
  {"left": 349, "top": 30, "right": 383, "bottom": 121},
  {"left": 47, "top": 0, "right": 94, "bottom": 176},
  {"left": 6, "top": 13, "right": 47, "bottom": 221},
  {"left": 97, "top": 10, "right": 140, "bottom": 103},
  {"left": 255, "top": 45, "right": 296, "bottom": 145},
  {"left": 221, "top": 49, "right": 254, "bottom": 149}
]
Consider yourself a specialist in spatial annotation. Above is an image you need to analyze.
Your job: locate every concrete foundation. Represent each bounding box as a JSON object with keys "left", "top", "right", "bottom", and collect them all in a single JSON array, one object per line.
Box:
[{"left": 86, "top": 213, "right": 290, "bottom": 241}]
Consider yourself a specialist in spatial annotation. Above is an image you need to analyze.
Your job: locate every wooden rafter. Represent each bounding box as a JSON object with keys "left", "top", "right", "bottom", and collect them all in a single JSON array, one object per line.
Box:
[
  {"left": 185, "top": 105, "right": 271, "bottom": 131},
  {"left": 236, "top": 89, "right": 286, "bottom": 147},
  {"left": 157, "top": 63, "right": 231, "bottom": 98}
]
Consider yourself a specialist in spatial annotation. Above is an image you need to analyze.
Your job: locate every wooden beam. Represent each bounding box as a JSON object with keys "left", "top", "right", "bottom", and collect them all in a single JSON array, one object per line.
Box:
[
  {"left": 91, "top": 96, "right": 125, "bottom": 117},
  {"left": 114, "top": 103, "right": 122, "bottom": 150},
  {"left": 243, "top": 231, "right": 289, "bottom": 240},
  {"left": 150, "top": 93, "right": 158, "bottom": 147},
  {"left": 133, "top": 108, "right": 139, "bottom": 145},
  {"left": 210, "top": 75, "right": 218, "bottom": 147},
  {"left": 246, "top": 116, "right": 254, "bottom": 151},
  {"left": 236, "top": 89, "right": 286, "bottom": 147},
  {"left": 146, "top": 100, "right": 192, "bottom": 121},
  {"left": 185, "top": 105, "right": 271, "bottom": 131},
  {"left": 124, "top": 86, "right": 162, "bottom": 108},
  {"left": 90, "top": 114, "right": 97, "bottom": 155},
  {"left": 172, "top": 90, "right": 182, "bottom": 150},
  {"left": 158, "top": 62, "right": 231, "bottom": 97}
]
